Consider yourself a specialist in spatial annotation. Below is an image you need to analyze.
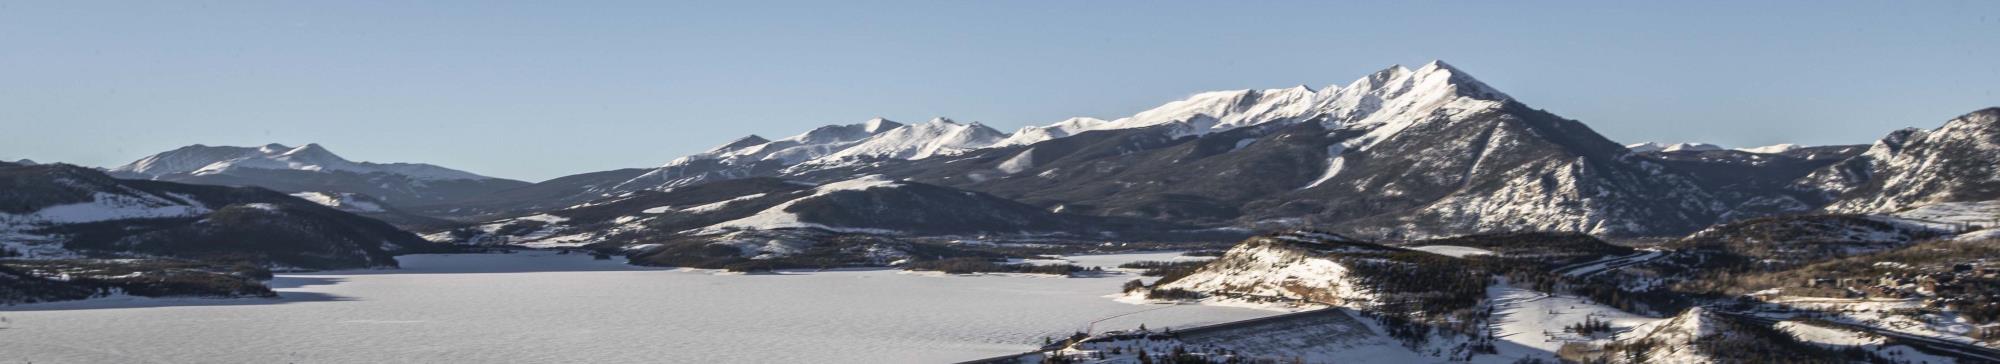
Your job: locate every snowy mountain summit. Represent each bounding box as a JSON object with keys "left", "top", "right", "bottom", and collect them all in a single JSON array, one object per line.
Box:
[
  {"left": 1626, "top": 142, "right": 1726, "bottom": 153},
  {"left": 1045, "top": 60, "right": 1514, "bottom": 139},
  {"left": 113, "top": 143, "right": 496, "bottom": 181}
]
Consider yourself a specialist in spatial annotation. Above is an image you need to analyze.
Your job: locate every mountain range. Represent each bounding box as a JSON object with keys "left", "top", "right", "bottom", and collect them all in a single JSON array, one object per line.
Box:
[{"left": 53, "top": 61, "right": 1999, "bottom": 246}]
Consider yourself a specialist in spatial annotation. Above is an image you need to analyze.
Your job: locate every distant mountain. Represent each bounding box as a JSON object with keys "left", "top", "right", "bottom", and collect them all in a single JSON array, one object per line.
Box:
[
  {"left": 1800, "top": 108, "right": 2000, "bottom": 213},
  {"left": 109, "top": 143, "right": 530, "bottom": 219},
  {"left": 0, "top": 163, "right": 441, "bottom": 269},
  {"left": 1625, "top": 142, "right": 1725, "bottom": 153},
  {"left": 113, "top": 143, "right": 491, "bottom": 180}
]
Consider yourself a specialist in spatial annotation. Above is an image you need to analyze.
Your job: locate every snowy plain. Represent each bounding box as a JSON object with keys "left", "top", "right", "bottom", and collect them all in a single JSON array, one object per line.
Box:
[{"left": 0, "top": 251, "right": 1277, "bottom": 364}]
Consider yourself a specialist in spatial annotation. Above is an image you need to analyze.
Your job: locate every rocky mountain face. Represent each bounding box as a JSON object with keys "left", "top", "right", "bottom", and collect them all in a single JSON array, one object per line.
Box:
[
  {"left": 109, "top": 143, "right": 530, "bottom": 221},
  {"left": 1801, "top": 108, "right": 2000, "bottom": 214},
  {"left": 1, "top": 163, "right": 441, "bottom": 269},
  {"left": 1634, "top": 145, "right": 1867, "bottom": 220}
]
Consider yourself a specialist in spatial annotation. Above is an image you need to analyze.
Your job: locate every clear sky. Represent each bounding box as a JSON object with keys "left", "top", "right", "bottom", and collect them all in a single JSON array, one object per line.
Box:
[{"left": 3, "top": 1, "right": 1996, "bottom": 181}]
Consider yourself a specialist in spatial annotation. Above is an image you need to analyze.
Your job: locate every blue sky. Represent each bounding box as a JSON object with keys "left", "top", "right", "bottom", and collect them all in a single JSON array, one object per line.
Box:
[{"left": 2, "top": 1, "right": 1996, "bottom": 181}]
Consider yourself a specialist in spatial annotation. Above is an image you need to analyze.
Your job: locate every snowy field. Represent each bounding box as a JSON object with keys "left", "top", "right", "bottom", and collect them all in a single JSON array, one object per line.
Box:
[{"left": 0, "top": 251, "right": 1277, "bottom": 364}]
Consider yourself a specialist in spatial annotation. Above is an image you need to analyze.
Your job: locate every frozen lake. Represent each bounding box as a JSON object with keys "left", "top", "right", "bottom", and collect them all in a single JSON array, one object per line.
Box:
[{"left": 0, "top": 251, "right": 1274, "bottom": 363}]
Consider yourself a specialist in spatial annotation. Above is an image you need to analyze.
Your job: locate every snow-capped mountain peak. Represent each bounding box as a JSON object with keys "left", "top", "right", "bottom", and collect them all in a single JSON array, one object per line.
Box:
[
  {"left": 1005, "top": 59, "right": 1508, "bottom": 143},
  {"left": 795, "top": 117, "right": 1007, "bottom": 167}
]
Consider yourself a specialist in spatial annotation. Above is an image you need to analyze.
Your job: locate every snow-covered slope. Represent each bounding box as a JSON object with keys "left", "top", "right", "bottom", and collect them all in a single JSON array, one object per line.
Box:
[
  {"left": 1087, "top": 86, "right": 1322, "bottom": 137},
  {"left": 696, "top": 175, "right": 908, "bottom": 234},
  {"left": 1151, "top": 232, "right": 1387, "bottom": 307},
  {"left": 1610, "top": 307, "right": 1728, "bottom": 364},
  {"left": 1803, "top": 108, "right": 2000, "bottom": 213},
  {"left": 993, "top": 117, "right": 1108, "bottom": 147}
]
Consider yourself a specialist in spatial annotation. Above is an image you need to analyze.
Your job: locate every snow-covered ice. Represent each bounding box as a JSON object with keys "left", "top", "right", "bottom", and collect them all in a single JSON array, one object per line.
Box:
[{"left": 0, "top": 251, "right": 1276, "bottom": 364}]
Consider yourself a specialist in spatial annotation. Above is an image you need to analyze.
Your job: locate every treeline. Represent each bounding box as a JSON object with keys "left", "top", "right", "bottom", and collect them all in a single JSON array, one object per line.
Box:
[
  {"left": 0, "top": 259, "right": 276, "bottom": 305},
  {"left": 904, "top": 258, "right": 1090, "bottom": 276},
  {"left": 619, "top": 232, "right": 988, "bottom": 272},
  {"left": 1119, "top": 260, "right": 1208, "bottom": 282}
]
